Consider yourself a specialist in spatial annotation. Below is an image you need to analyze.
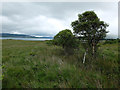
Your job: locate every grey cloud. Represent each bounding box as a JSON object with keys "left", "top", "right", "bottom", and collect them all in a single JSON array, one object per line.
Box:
[
  {"left": 118, "top": 1, "right": 120, "bottom": 38},
  {"left": 2, "top": 2, "right": 118, "bottom": 37}
]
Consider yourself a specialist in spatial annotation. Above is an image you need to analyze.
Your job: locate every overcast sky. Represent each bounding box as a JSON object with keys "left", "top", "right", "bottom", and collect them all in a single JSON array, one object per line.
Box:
[{"left": 1, "top": 2, "right": 118, "bottom": 38}]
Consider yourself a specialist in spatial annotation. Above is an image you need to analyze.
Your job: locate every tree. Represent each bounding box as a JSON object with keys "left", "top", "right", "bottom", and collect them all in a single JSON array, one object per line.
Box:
[
  {"left": 53, "top": 29, "right": 79, "bottom": 54},
  {"left": 71, "top": 11, "right": 109, "bottom": 58}
]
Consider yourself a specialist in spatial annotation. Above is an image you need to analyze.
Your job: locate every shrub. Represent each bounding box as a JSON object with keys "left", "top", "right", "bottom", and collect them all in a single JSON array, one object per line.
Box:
[{"left": 53, "top": 29, "right": 79, "bottom": 54}]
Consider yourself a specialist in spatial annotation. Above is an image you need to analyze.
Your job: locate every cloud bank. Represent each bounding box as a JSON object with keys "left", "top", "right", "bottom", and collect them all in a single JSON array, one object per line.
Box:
[{"left": 1, "top": 2, "right": 118, "bottom": 37}]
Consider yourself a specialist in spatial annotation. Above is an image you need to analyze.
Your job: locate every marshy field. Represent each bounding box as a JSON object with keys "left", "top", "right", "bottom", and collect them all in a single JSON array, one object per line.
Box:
[{"left": 2, "top": 39, "right": 119, "bottom": 88}]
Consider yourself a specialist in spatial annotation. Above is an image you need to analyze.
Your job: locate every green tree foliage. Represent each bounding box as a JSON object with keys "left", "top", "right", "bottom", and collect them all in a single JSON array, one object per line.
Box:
[
  {"left": 53, "top": 29, "right": 79, "bottom": 54},
  {"left": 71, "top": 11, "right": 109, "bottom": 57}
]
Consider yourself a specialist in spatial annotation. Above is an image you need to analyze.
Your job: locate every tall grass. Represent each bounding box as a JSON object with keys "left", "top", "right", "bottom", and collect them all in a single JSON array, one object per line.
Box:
[{"left": 2, "top": 39, "right": 119, "bottom": 88}]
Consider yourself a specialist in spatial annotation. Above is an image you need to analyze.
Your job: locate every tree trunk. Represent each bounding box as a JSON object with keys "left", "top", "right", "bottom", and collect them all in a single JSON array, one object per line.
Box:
[
  {"left": 83, "top": 51, "right": 86, "bottom": 64},
  {"left": 93, "top": 45, "right": 95, "bottom": 56},
  {"left": 92, "top": 41, "right": 95, "bottom": 57}
]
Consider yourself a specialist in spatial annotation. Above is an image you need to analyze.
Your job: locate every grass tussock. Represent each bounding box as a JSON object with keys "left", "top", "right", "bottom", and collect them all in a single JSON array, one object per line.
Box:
[{"left": 2, "top": 39, "right": 119, "bottom": 88}]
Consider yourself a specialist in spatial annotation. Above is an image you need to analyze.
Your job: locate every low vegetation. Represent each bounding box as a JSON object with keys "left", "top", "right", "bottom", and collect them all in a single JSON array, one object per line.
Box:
[{"left": 2, "top": 39, "right": 119, "bottom": 88}]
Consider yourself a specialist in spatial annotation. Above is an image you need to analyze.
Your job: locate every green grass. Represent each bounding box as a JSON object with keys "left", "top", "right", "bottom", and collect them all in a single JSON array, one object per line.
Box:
[{"left": 2, "top": 39, "right": 119, "bottom": 88}]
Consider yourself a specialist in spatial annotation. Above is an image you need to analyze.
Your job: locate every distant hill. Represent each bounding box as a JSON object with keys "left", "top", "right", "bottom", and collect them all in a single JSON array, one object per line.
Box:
[
  {"left": 0, "top": 33, "right": 34, "bottom": 38},
  {"left": 105, "top": 34, "right": 118, "bottom": 39},
  {"left": 0, "top": 33, "right": 53, "bottom": 39}
]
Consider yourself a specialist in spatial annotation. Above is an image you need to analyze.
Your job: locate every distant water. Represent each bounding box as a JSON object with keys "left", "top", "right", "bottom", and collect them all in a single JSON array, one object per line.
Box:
[{"left": 0, "top": 37, "right": 53, "bottom": 41}]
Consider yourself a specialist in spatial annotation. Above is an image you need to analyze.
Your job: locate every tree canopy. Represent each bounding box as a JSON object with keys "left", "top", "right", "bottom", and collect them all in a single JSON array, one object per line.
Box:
[{"left": 71, "top": 11, "right": 109, "bottom": 56}]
